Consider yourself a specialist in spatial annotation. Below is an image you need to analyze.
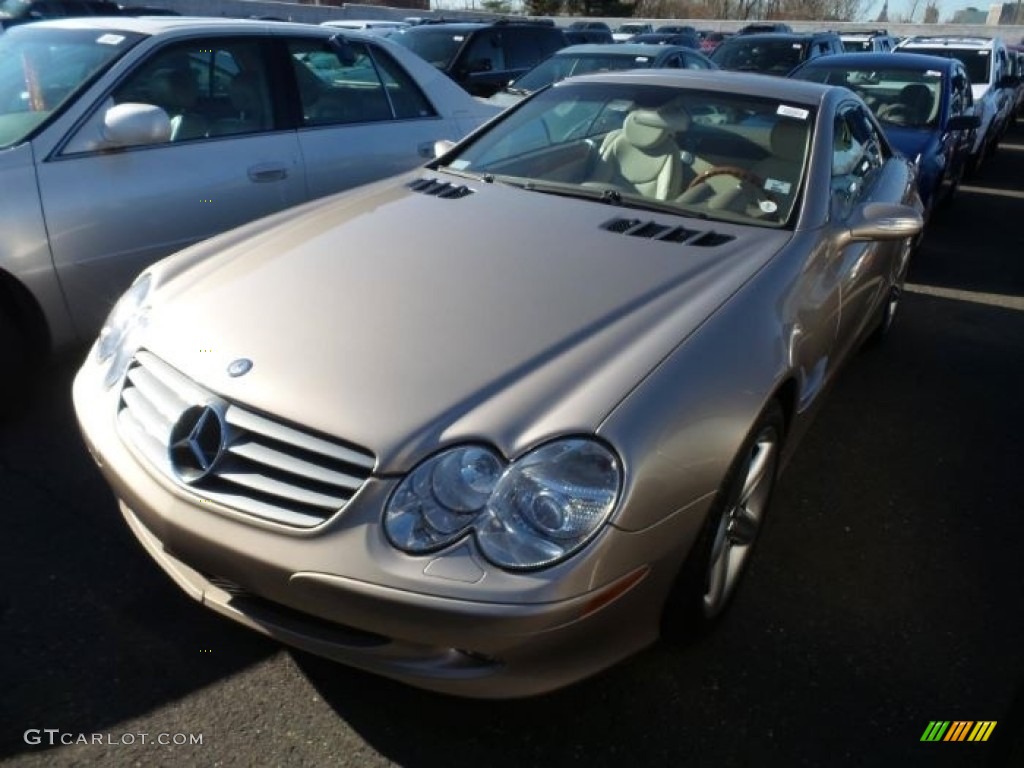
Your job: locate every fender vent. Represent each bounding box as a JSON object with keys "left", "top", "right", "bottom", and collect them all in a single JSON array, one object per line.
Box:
[
  {"left": 601, "top": 217, "right": 734, "bottom": 247},
  {"left": 407, "top": 177, "right": 474, "bottom": 199}
]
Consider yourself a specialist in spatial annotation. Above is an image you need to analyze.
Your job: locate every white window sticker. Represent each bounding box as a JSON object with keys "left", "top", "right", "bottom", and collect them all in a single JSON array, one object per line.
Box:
[
  {"left": 96, "top": 34, "right": 125, "bottom": 45},
  {"left": 979, "top": 50, "right": 990, "bottom": 56},
  {"left": 634, "top": 57, "right": 650, "bottom": 63},
  {"left": 765, "top": 178, "right": 792, "bottom": 195},
  {"left": 760, "top": 200, "right": 778, "bottom": 214},
  {"left": 777, "top": 104, "right": 809, "bottom": 120},
  {"left": 453, "top": 35, "right": 465, "bottom": 42}
]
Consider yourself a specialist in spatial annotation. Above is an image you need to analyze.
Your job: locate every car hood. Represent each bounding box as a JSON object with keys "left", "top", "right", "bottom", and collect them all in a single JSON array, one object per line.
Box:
[{"left": 143, "top": 175, "right": 790, "bottom": 472}]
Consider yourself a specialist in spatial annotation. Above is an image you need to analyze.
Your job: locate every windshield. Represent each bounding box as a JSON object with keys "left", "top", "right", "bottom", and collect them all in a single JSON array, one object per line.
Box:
[
  {"left": 900, "top": 47, "right": 990, "bottom": 85},
  {"left": 441, "top": 81, "right": 813, "bottom": 228},
  {"left": 794, "top": 64, "right": 943, "bottom": 129},
  {"left": 391, "top": 28, "right": 469, "bottom": 70},
  {"left": 711, "top": 38, "right": 808, "bottom": 74},
  {"left": 0, "top": 25, "right": 144, "bottom": 149},
  {"left": 512, "top": 53, "right": 657, "bottom": 93}
]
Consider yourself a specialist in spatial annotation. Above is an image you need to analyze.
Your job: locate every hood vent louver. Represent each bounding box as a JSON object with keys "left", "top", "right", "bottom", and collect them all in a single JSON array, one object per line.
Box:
[
  {"left": 407, "top": 177, "right": 474, "bottom": 199},
  {"left": 601, "top": 217, "right": 734, "bottom": 247}
]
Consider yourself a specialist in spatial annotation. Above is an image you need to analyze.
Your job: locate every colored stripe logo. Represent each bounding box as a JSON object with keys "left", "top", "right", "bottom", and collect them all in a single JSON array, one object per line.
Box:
[{"left": 921, "top": 721, "right": 996, "bottom": 742}]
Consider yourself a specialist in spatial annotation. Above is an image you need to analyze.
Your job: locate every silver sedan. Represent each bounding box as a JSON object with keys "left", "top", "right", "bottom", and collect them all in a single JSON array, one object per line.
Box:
[
  {"left": 74, "top": 70, "right": 923, "bottom": 698},
  {"left": 0, "top": 15, "right": 497, "bottom": 400}
]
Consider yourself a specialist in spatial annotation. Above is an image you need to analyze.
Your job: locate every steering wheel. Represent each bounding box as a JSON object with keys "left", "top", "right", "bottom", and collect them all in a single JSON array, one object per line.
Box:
[
  {"left": 686, "top": 165, "right": 766, "bottom": 192},
  {"left": 684, "top": 165, "right": 779, "bottom": 218}
]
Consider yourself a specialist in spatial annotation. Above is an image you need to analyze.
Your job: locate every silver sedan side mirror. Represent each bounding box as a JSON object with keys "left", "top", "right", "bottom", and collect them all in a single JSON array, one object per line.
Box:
[{"left": 101, "top": 103, "right": 172, "bottom": 148}]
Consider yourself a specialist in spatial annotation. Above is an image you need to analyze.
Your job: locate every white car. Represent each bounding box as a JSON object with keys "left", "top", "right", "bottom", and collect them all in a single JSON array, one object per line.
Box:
[
  {"left": 895, "top": 35, "right": 1014, "bottom": 170},
  {"left": 0, "top": 16, "right": 497, "bottom": 399}
]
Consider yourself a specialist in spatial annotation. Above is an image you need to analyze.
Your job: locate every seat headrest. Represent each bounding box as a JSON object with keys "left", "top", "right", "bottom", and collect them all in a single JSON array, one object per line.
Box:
[
  {"left": 901, "top": 83, "right": 933, "bottom": 111},
  {"left": 623, "top": 109, "right": 675, "bottom": 151},
  {"left": 770, "top": 119, "right": 807, "bottom": 162}
]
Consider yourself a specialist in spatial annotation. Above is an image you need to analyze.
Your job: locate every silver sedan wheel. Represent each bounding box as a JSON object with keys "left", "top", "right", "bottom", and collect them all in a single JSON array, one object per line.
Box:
[{"left": 702, "top": 424, "right": 779, "bottom": 618}]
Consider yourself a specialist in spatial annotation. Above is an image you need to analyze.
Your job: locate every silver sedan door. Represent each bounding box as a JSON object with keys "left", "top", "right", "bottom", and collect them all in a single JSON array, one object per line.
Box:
[
  {"left": 36, "top": 36, "right": 306, "bottom": 339},
  {"left": 287, "top": 37, "right": 451, "bottom": 201}
]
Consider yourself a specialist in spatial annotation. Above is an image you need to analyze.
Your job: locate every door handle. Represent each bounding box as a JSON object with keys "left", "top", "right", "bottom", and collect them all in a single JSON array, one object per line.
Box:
[{"left": 248, "top": 163, "right": 288, "bottom": 183}]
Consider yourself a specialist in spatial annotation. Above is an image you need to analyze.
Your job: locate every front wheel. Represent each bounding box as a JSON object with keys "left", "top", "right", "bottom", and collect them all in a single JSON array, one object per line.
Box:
[
  {"left": 0, "top": 308, "right": 31, "bottom": 412},
  {"left": 663, "top": 400, "right": 785, "bottom": 636}
]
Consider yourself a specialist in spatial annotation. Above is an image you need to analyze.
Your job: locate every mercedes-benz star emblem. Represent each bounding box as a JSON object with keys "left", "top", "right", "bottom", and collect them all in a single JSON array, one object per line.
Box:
[
  {"left": 169, "top": 405, "right": 225, "bottom": 483},
  {"left": 227, "top": 358, "right": 253, "bottom": 377}
]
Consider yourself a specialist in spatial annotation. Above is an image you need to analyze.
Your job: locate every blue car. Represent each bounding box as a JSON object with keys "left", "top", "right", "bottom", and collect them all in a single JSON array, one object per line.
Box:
[{"left": 789, "top": 53, "right": 980, "bottom": 214}]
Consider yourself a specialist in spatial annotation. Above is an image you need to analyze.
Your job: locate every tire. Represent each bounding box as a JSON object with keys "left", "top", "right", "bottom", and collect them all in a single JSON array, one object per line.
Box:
[
  {"left": 662, "top": 399, "right": 785, "bottom": 638},
  {"left": 868, "top": 236, "right": 913, "bottom": 346},
  {"left": 0, "top": 307, "right": 31, "bottom": 412}
]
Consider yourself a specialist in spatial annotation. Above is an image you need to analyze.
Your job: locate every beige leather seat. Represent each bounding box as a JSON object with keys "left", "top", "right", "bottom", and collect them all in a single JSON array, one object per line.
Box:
[
  {"left": 753, "top": 119, "right": 808, "bottom": 196},
  {"left": 588, "top": 109, "right": 687, "bottom": 201}
]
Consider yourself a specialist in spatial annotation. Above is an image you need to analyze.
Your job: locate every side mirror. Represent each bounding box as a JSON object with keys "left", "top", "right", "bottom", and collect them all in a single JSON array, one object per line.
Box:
[
  {"left": 946, "top": 114, "right": 980, "bottom": 131},
  {"left": 433, "top": 139, "right": 456, "bottom": 158},
  {"left": 837, "top": 202, "right": 922, "bottom": 247},
  {"left": 101, "top": 103, "right": 172, "bottom": 147}
]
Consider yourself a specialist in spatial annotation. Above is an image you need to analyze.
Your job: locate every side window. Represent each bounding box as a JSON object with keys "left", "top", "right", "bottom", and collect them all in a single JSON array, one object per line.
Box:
[
  {"left": 367, "top": 44, "right": 437, "bottom": 120},
  {"left": 831, "top": 105, "right": 884, "bottom": 216},
  {"left": 109, "top": 39, "right": 273, "bottom": 142},
  {"left": 505, "top": 32, "right": 544, "bottom": 70},
  {"left": 289, "top": 38, "right": 403, "bottom": 126},
  {"left": 950, "top": 74, "right": 964, "bottom": 116},
  {"left": 463, "top": 31, "right": 505, "bottom": 73}
]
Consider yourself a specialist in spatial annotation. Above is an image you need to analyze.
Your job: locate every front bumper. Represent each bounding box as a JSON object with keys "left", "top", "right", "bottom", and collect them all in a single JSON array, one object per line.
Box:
[{"left": 73, "top": 358, "right": 709, "bottom": 698}]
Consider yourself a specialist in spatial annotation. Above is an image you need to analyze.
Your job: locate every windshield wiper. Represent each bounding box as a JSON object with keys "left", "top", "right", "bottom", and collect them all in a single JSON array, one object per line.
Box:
[{"left": 510, "top": 179, "right": 705, "bottom": 219}]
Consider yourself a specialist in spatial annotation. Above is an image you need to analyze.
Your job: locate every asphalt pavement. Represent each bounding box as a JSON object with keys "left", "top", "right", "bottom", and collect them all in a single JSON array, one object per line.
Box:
[{"left": 1, "top": 118, "right": 1022, "bottom": 768}]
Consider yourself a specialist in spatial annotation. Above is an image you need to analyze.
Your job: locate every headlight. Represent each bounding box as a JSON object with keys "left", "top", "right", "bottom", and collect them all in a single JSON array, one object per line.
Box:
[
  {"left": 95, "top": 273, "right": 152, "bottom": 388},
  {"left": 385, "top": 439, "right": 621, "bottom": 570}
]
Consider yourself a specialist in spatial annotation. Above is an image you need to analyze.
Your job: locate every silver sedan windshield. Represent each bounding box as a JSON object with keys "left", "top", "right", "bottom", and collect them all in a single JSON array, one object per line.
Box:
[
  {"left": 445, "top": 81, "right": 815, "bottom": 227},
  {"left": 0, "top": 25, "right": 144, "bottom": 148}
]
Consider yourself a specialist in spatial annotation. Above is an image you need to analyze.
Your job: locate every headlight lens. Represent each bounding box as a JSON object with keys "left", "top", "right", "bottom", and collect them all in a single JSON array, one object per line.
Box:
[
  {"left": 95, "top": 273, "right": 152, "bottom": 388},
  {"left": 384, "top": 439, "right": 620, "bottom": 570}
]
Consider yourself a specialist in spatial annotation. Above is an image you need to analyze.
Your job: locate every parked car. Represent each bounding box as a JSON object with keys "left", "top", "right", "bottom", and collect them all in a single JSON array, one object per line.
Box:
[
  {"left": 737, "top": 22, "right": 792, "bottom": 35},
  {"left": 74, "top": 69, "right": 922, "bottom": 699},
  {"left": 895, "top": 35, "right": 1016, "bottom": 171},
  {"left": 391, "top": 21, "right": 568, "bottom": 97},
  {"left": 612, "top": 23, "right": 653, "bottom": 42},
  {"left": 790, "top": 52, "right": 980, "bottom": 214},
  {"left": 699, "top": 30, "right": 732, "bottom": 55},
  {"left": 711, "top": 31, "right": 844, "bottom": 76},
  {"left": 563, "top": 28, "right": 613, "bottom": 45},
  {"left": 655, "top": 24, "right": 697, "bottom": 35},
  {"left": 0, "top": 0, "right": 120, "bottom": 29},
  {"left": 839, "top": 28, "right": 897, "bottom": 53},
  {"left": 488, "top": 43, "right": 716, "bottom": 107},
  {"left": 320, "top": 19, "right": 410, "bottom": 36},
  {"left": 630, "top": 31, "right": 700, "bottom": 49},
  {"left": 0, "top": 17, "right": 498, "bottom": 401}
]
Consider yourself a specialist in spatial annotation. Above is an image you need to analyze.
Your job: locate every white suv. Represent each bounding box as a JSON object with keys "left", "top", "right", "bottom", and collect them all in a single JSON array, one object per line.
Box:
[{"left": 895, "top": 35, "right": 1014, "bottom": 171}]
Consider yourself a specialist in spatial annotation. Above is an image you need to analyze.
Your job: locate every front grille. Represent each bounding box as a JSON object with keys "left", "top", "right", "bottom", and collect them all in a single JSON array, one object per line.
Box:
[{"left": 117, "top": 351, "right": 376, "bottom": 528}]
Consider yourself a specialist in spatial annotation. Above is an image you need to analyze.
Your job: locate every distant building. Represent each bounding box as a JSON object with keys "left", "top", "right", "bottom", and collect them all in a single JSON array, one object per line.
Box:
[{"left": 987, "top": 2, "right": 1024, "bottom": 23}]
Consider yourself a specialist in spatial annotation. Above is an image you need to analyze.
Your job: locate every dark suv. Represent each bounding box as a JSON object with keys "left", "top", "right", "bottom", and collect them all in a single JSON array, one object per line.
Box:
[
  {"left": 0, "top": 0, "right": 121, "bottom": 29},
  {"left": 710, "top": 31, "right": 843, "bottom": 76},
  {"left": 392, "top": 20, "right": 567, "bottom": 97},
  {"left": 840, "top": 28, "right": 897, "bottom": 53}
]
